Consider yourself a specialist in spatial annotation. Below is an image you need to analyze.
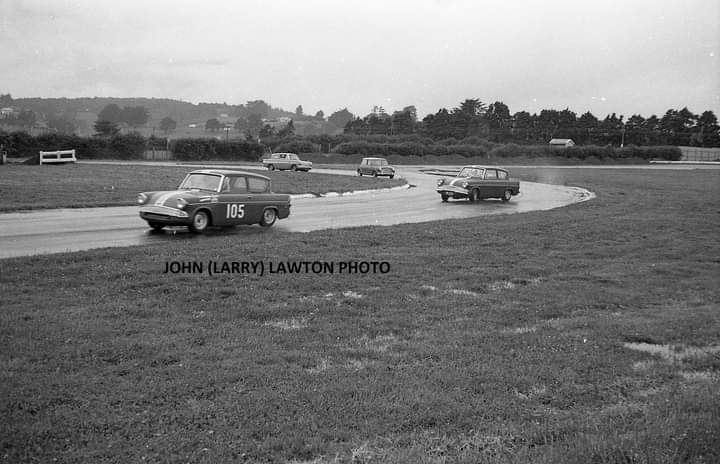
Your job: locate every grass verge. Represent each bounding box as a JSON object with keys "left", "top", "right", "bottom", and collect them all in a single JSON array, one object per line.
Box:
[
  {"left": 0, "top": 163, "right": 404, "bottom": 212},
  {"left": 1, "top": 168, "right": 718, "bottom": 463}
]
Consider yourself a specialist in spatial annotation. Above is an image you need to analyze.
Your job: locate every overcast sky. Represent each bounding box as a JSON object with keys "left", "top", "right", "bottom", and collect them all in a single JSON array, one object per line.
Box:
[{"left": 2, "top": 0, "right": 718, "bottom": 119}]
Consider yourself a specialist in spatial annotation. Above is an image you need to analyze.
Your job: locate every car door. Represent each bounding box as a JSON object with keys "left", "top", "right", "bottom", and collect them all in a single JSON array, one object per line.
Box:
[
  {"left": 496, "top": 170, "right": 510, "bottom": 194},
  {"left": 215, "top": 175, "right": 254, "bottom": 225},
  {"left": 483, "top": 169, "right": 501, "bottom": 197},
  {"left": 244, "top": 176, "right": 273, "bottom": 223},
  {"left": 287, "top": 154, "right": 298, "bottom": 169}
]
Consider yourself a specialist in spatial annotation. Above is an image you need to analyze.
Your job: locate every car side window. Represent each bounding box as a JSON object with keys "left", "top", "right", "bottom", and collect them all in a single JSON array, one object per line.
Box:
[
  {"left": 231, "top": 177, "right": 248, "bottom": 193},
  {"left": 248, "top": 177, "right": 268, "bottom": 193},
  {"left": 220, "top": 177, "right": 231, "bottom": 192},
  {"left": 486, "top": 169, "right": 497, "bottom": 180},
  {"left": 497, "top": 170, "right": 508, "bottom": 180}
]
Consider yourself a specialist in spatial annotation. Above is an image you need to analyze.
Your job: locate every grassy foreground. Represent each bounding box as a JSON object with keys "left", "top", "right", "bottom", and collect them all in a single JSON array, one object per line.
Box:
[
  {"left": 0, "top": 163, "right": 404, "bottom": 212},
  {"left": 1, "top": 168, "right": 719, "bottom": 463}
]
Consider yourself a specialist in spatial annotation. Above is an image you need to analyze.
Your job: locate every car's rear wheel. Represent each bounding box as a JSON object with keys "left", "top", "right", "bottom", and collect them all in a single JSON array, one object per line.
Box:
[
  {"left": 291, "top": 164, "right": 297, "bottom": 171},
  {"left": 190, "top": 210, "right": 210, "bottom": 233},
  {"left": 267, "top": 164, "right": 274, "bottom": 171},
  {"left": 372, "top": 171, "right": 378, "bottom": 178},
  {"left": 502, "top": 189, "right": 512, "bottom": 202},
  {"left": 468, "top": 189, "right": 479, "bottom": 203},
  {"left": 260, "top": 208, "right": 277, "bottom": 227},
  {"left": 390, "top": 174, "right": 394, "bottom": 179},
  {"left": 441, "top": 193, "right": 449, "bottom": 202},
  {"left": 357, "top": 169, "right": 363, "bottom": 176},
  {"left": 148, "top": 222, "right": 165, "bottom": 231}
]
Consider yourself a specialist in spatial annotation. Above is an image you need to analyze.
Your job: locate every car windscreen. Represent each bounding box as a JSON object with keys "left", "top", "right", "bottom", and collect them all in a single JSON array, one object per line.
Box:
[
  {"left": 458, "top": 168, "right": 483, "bottom": 178},
  {"left": 179, "top": 173, "right": 221, "bottom": 191}
]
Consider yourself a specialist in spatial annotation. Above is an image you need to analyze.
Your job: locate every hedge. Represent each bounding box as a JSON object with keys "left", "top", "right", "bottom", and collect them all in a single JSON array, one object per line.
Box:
[
  {"left": 0, "top": 131, "right": 147, "bottom": 162},
  {"left": 170, "top": 138, "right": 264, "bottom": 161},
  {"left": 332, "top": 139, "right": 681, "bottom": 161},
  {"left": 486, "top": 144, "right": 682, "bottom": 161},
  {"left": 332, "top": 141, "right": 494, "bottom": 158}
]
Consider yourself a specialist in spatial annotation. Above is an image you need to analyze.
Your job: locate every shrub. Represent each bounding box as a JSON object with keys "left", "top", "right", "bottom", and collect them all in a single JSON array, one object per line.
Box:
[
  {"left": 171, "top": 138, "right": 264, "bottom": 161},
  {"left": 274, "top": 140, "right": 316, "bottom": 154}
]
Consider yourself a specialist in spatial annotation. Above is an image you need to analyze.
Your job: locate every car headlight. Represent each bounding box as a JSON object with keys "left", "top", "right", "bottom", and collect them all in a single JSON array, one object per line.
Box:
[
  {"left": 137, "top": 193, "right": 148, "bottom": 204},
  {"left": 461, "top": 181, "right": 469, "bottom": 189},
  {"left": 437, "top": 179, "right": 445, "bottom": 186},
  {"left": 176, "top": 198, "right": 188, "bottom": 209}
]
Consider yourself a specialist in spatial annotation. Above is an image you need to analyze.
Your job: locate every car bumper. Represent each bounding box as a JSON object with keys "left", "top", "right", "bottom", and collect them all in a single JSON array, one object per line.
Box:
[
  {"left": 139, "top": 205, "right": 190, "bottom": 223},
  {"left": 437, "top": 185, "right": 469, "bottom": 198}
]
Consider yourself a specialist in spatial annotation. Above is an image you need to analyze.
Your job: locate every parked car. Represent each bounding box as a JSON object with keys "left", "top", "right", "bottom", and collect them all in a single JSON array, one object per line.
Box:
[
  {"left": 262, "top": 152, "right": 312, "bottom": 171},
  {"left": 137, "top": 169, "right": 291, "bottom": 232},
  {"left": 436, "top": 166, "right": 520, "bottom": 203},
  {"left": 357, "top": 157, "right": 395, "bottom": 178}
]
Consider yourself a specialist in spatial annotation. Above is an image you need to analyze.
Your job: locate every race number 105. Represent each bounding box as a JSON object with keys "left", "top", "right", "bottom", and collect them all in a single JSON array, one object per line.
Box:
[{"left": 226, "top": 203, "right": 245, "bottom": 219}]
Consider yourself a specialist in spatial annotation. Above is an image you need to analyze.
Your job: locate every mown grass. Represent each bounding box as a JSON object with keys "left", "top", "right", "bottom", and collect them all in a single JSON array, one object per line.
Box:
[
  {"left": 0, "top": 163, "right": 404, "bottom": 212},
  {"left": 0, "top": 168, "right": 718, "bottom": 463}
]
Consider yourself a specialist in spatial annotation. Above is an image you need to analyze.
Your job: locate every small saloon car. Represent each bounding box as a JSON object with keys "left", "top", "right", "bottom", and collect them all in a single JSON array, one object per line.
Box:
[
  {"left": 137, "top": 169, "right": 291, "bottom": 232},
  {"left": 357, "top": 157, "right": 395, "bottom": 178},
  {"left": 262, "top": 152, "right": 312, "bottom": 171},
  {"left": 436, "top": 166, "right": 520, "bottom": 203}
]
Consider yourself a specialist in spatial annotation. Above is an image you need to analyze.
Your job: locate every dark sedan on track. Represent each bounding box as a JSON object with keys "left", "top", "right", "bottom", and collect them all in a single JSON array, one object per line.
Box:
[
  {"left": 436, "top": 166, "right": 520, "bottom": 203},
  {"left": 137, "top": 169, "right": 291, "bottom": 232}
]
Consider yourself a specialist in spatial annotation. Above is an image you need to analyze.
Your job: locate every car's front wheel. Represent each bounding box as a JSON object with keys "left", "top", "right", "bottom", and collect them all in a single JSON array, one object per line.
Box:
[
  {"left": 291, "top": 164, "right": 297, "bottom": 171},
  {"left": 190, "top": 210, "right": 210, "bottom": 233},
  {"left": 372, "top": 171, "right": 378, "bottom": 178},
  {"left": 260, "top": 208, "right": 277, "bottom": 227},
  {"left": 440, "top": 193, "right": 449, "bottom": 202},
  {"left": 390, "top": 174, "right": 394, "bottom": 179},
  {"left": 357, "top": 169, "right": 362, "bottom": 176},
  {"left": 468, "top": 189, "right": 479, "bottom": 203},
  {"left": 267, "top": 164, "right": 274, "bottom": 171},
  {"left": 502, "top": 189, "right": 513, "bottom": 202}
]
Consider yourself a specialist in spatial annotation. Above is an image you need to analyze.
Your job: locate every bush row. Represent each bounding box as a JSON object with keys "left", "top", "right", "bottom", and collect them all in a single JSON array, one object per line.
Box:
[
  {"left": 333, "top": 140, "right": 682, "bottom": 161},
  {"left": 1, "top": 131, "right": 147, "bottom": 161},
  {"left": 273, "top": 139, "right": 317, "bottom": 154},
  {"left": 0, "top": 131, "right": 266, "bottom": 162},
  {"left": 333, "top": 141, "right": 497, "bottom": 158},
  {"left": 487, "top": 144, "right": 681, "bottom": 160},
  {"left": 170, "top": 139, "right": 264, "bottom": 161},
  {"left": 1, "top": 130, "right": 681, "bottom": 162}
]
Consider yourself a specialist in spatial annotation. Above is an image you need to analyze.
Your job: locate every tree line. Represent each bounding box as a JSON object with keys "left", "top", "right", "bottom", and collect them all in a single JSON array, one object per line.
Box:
[
  {"left": 3, "top": 92, "right": 719, "bottom": 147},
  {"left": 343, "top": 99, "right": 720, "bottom": 147}
]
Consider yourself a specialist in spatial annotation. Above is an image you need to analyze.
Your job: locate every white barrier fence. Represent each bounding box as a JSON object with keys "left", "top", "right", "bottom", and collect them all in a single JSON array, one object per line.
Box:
[{"left": 39, "top": 149, "right": 77, "bottom": 165}]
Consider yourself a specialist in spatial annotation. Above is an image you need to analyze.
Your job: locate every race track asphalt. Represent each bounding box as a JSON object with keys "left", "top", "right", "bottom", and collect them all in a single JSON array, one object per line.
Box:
[{"left": 0, "top": 167, "right": 593, "bottom": 259}]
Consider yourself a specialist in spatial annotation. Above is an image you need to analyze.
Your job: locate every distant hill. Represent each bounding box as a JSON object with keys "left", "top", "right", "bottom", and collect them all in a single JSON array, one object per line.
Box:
[
  {"left": 4, "top": 96, "right": 340, "bottom": 137},
  {"left": 10, "top": 96, "right": 292, "bottom": 125}
]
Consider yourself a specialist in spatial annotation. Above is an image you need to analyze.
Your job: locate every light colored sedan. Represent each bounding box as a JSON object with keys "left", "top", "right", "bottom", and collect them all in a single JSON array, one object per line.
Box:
[{"left": 262, "top": 152, "right": 312, "bottom": 171}]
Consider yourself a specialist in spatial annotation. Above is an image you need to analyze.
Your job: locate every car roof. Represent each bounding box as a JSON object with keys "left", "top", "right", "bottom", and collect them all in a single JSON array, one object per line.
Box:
[
  {"left": 189, "top": 169, "right": 271, "bottom": 180},
  {"left": 461, "top": 165, "right": 508, "bottom": 171},
  {"left": 362, "top": 157, "right": 387, "bottom": 160}
]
